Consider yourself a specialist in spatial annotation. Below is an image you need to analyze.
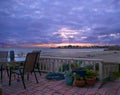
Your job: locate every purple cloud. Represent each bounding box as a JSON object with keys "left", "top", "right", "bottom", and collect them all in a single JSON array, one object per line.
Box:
[{"left": 0, "top": 0, "right": 120, "bottom": 46}]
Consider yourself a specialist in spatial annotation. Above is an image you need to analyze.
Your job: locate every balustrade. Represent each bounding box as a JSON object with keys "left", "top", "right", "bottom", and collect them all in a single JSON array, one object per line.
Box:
[{"left": 38, "top": 56, "right": 119, "bottom": 81}]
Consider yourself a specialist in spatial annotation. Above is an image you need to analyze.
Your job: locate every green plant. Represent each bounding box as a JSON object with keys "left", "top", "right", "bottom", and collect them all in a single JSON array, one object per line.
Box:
[
  {"left": 85, "top": 69, "right": 96, "bottom": 86},
  {"left": 59, "top": 64, "right": 69, "bottom": 72},
  {"left": 65, "top": 71, "right": 73, "bottom": 77},
  {"left": 114, "top": 72, "right": 120, "bottom": 79},
  {"left": 85, "top": 69, "right": 96, "bottom": 78},
  {"left": 74, "top": 74, "right": 83, "bottom": 80},
  {"left": 74, "top": 74, "right": 85, "bottom": 87},
  {"left": 84, "top": 65, "right": 93, "bottom": 70},
  {"left": 65, "top": 71, "right": 74, "bottom": 85},
  {"left": 70, "top": 62, "right": 81, "bottom": 70}
]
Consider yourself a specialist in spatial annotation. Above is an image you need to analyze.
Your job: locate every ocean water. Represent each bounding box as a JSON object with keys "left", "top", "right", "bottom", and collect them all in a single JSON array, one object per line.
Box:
[{"left": 0, "top": 47, "right": 104, "bottom": 57}]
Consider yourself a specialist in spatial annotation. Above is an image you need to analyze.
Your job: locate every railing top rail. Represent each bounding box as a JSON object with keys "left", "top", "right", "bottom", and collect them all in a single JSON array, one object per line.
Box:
[{"left": 40, "top": 56, "right": 103, "bottom": 62}]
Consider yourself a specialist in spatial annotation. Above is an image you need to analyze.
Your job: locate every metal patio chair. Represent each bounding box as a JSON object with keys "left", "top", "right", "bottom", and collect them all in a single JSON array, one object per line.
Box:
[{"left": 9, "top": 52, "right": 39, "bottom": 89}]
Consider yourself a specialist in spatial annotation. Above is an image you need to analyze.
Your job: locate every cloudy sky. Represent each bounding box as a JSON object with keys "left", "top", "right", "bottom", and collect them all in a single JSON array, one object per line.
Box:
[{"left": 0, "top": 0, "right": 120, "bottom": 47}]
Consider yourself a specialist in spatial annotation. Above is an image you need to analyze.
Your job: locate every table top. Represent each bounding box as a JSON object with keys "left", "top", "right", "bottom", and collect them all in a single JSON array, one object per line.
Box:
[
  {"left": 0, "top": 57, "right": 25, "bottom": 68},
  {"left": 0, "top": 57, "right": 25, "bottom": 63}
]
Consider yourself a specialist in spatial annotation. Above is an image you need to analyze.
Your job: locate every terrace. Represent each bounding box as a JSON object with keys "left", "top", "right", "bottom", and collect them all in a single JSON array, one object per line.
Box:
[
  {"left": 2, "top": 73, "right": 120, "bottom": 95},
  {"left": 1, "top": 56, "right": 120, "bottom": 95}
]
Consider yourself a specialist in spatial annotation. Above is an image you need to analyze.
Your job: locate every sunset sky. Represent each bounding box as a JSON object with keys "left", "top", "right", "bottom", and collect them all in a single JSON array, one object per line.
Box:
[{"left": 0, "top": 0, "right": 120, "bottom": 47}]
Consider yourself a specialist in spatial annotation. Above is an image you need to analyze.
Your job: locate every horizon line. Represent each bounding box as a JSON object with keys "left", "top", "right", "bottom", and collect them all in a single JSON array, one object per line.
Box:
[{"left": 0, "top": 43, "right": 118, "bottom": 48}]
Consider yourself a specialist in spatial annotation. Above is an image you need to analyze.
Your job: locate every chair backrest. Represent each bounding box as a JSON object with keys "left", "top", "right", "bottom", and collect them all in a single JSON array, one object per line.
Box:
[
  {"left": 0, "top": 51, "right": 8, "bottom": 62},
  {"left": 23, "top": 52, "right": 38, "bottom": 73},
  {"left": 32, "top": 50, "right": 41, "bottom": 66}
]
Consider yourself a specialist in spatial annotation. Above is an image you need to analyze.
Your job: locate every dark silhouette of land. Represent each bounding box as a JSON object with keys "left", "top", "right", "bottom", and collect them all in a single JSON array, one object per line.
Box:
[{"left": 52, "top": 45, "right": 120, "bottom": 51}]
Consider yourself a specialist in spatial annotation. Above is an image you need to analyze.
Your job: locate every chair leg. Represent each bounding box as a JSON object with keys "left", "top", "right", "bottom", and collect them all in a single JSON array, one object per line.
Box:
[
  {"left": 6, "top": 66, "right": 10, "bottom": 77},
  {"left": 38, "top": 68, "right": 41, "bottom": 76},
  {"left": 34, "top": 72, "right": 38, "bottom": 83},
  {"left": 20, "top": 74, "right": 26, "bottom": 89},
  {"left": 37, "top": 63, "right": 41, "bottom": 76},
  {"left": 9, "top": 68, "right": 12, "bottom": 86},
  {"left": 0, "top": 65, "right": 2, "bottom": 81},
  {"left": 19, "top": 70, "right": 26, "bottom": 89}
]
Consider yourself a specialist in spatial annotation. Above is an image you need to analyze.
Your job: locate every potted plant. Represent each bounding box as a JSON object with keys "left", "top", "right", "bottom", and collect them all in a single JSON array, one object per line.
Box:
[
  {"left": 85, "top": 69, "right": 96, "bottom": 86},
  {"left": 65, "top": 71, "right": 74, "bottom": 85},
  {"left": 71, "top": 62, "right": 86, "bottom": 78},
  {"left": 74, "top": 74, "right": 85, "bottom": 87},
  {"left": 114, "top": 72, "right": 120, "bottom": 80},
  {"left": 70, "top": 62, "right": 81, "bottom": 70}
]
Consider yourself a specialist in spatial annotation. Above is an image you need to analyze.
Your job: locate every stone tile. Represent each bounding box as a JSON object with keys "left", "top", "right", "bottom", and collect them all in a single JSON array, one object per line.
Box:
[{"left": 2, "top": 73, "right": 120, "bottom": 95}]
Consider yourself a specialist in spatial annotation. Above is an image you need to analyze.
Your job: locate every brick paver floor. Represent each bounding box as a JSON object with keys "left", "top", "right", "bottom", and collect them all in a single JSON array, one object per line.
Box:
[{"left": 1, "top": 73, "right": 120, "bottom": 95}]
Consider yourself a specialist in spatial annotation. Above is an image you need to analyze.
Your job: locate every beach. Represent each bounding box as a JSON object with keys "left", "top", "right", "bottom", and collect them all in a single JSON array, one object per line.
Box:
[
  {"left": 0, "top": 47, "right": 120, "bottom": 63},
  {"left": 41, "top": 50, "right": 120, "bottom": 64},
  {"left": 74, "top": 50, "right": 120, "bottom": 64}
]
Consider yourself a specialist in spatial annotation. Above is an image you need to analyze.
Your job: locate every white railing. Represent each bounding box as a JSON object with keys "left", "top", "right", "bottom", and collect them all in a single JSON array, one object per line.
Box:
[
  {"left": 38, "top": 56, "right": 120, "bottom": 81},
  {"left": 102, "top": 62, "right": 119, "bottom": 79}
]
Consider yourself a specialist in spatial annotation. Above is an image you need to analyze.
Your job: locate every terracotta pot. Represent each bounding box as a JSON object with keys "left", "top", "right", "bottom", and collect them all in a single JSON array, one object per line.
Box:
[
  {"left": 86, "top": 77, "right": 96, "bottom": 86},
  {"left": 93, "top": 73, "right": 97, "bottom": 78},
  {"left": 74, "top": 79, "right": 85, "bottom": 87}
]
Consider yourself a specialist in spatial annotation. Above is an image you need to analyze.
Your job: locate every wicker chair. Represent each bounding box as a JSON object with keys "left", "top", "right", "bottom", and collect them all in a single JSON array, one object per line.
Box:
[{"left": 9, "top": 52, "right": 39, "bottom": 89}]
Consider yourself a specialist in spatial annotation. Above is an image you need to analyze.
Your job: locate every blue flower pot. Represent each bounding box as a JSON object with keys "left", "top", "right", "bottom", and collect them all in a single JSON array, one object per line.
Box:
[
  {"left": 72, "top": 69, "right": 86, "bottom": 78},
  {"left": 65, "top": 77, "right": 73, "bottom": 85}
]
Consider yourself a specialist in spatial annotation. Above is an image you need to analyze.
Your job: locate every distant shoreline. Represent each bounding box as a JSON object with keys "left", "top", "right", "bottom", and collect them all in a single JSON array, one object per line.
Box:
[{"left": 51, "top": 45, "right": 120, "bottom": 51}]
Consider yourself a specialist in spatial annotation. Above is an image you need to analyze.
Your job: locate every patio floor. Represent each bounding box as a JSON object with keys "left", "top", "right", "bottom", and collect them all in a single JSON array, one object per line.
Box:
[{"left": 1, "top": 72, "right": 120, "bottom": 95}]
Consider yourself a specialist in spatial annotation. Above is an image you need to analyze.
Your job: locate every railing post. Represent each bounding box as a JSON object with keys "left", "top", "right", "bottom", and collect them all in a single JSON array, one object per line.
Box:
[
  {"left": 52, "top": 59, "right": 55, "bottom": 72},
  {"left": 93, "top": 61, "right": 96, "bottom": 72},
  {"left": 68, "top": 59, "right": 71, "bottom": 71},
  {"left": 99, "top": 61, "right": 103, "bottom": 81}
]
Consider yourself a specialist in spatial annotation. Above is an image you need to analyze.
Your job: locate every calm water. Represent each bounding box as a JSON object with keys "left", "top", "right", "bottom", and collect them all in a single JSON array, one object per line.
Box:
[{"left": 0, "top": 47, "right": 104, "bottom": 57}]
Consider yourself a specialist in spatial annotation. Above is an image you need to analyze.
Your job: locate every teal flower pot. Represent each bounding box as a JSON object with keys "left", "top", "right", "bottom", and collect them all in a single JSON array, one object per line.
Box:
[{"left": 65, "top": 77, "right": 73, "bottom": 85}]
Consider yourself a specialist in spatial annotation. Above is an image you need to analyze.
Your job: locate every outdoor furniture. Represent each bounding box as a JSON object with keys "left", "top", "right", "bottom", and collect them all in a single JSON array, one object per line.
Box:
[
  {"left": 32, "top": 50, "right": 41, "bottom": 76},
  {"left": 9, "top": 52, "right": 39, "bottom": 89},
  {"left": 0, "top": 51, "right": 8, "bottom": 80}
]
